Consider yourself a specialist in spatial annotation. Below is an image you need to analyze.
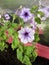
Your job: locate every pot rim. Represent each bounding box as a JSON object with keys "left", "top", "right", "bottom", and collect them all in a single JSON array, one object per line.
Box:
[{"left": 24, "top": 43, "right": 49, "bottom": 59}]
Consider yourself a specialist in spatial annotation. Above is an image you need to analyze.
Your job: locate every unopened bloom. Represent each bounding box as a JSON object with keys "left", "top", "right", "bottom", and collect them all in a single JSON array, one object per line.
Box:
[
  {"left": 4, "top": 14, "right": 10, "bottom": 20},
  {"left": 30, "top": 18, "right": 37, "bottom": 30},
  {"left": 18, "top": 26, "right": 35, "bottom": 44},
  {"left": 20, "top": 8, "right": 32, "bottom": 22}
]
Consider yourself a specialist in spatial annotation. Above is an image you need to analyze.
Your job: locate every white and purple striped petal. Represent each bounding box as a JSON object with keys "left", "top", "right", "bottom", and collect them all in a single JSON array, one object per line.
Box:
[
  {"left": 19, "top": 7, "right": 32, "bottom": 22},
  {"left": 18, "top": 26, "right": 35, "bottom": 44},
  {"left": 4, "top": 14, "right": 10, "bottom": 20}
]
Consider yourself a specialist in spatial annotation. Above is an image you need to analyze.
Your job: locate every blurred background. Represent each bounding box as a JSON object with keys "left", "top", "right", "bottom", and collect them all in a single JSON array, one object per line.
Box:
[
  {"left": 0, "top": 0, "right": 39, "bottom": 10},
  {"left": 0, "top": 0, "right": 49, "bottom": 13}
]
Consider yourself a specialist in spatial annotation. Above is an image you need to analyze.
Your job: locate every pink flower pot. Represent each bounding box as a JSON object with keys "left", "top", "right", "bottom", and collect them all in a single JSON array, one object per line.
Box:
[
  {"left": 36, "top": 43, "right": 49, "bottom": 59},
  {"left": 24, "top": 29, "right": 49, "bottom": 59},
  {"left": 24, "top": 43, "right": 49, "bottom": 59}
]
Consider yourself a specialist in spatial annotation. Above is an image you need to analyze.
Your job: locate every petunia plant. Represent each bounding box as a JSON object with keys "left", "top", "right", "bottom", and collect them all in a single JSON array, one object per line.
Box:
[{"left": 0, "top": 6, "right": 43, "bottom": 65}]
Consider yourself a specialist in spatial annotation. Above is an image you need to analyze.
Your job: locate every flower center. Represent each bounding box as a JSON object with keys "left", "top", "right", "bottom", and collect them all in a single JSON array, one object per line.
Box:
[
  {"left": 6, "top": 16, "right": 9, "bottom": 18},
  {"left": 24, "top": 32, "right": 28, "bottom": 36},
  {"left": 24, "top": 12, "right": 28, "bottom": 17}
]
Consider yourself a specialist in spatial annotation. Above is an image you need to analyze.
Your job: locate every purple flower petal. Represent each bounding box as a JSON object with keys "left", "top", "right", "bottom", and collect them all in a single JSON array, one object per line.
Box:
[
  {"left": 30, "top": 18, "right": 37, "bottom": 30},
  {"left": 4, "top": 14, "right": 10, "bottom": 20},
  {"left": 19, "top": 7, "right": 32, "bottom": 22},
  {"left": 38, "top": 6, "right": 49, "bottom": 20},
  {"left": 18, "top": 26, "right": 35, "bottom": 44}
]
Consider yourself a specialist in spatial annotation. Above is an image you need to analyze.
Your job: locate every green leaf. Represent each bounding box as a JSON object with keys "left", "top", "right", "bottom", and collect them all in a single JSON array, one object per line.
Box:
[
  {"left": 11, "top": 38, "right": 19, "bottom": 50},
  {"left": 33, "top": 51, "right": 37, "bottom": 58},
  {"left": 5, "top": 43, "right": 8, "bottom": 49},
  {"left": 17, "top": 48, "right": 23, "bottom": 62},
  {"left": 37, "top": 11, "right": 44, "bottom": 17},
  {"left": 25, "top": 46, "right": 33, "bottom": 57},
  {"left": 3, "top": 34, "right": 7, "bottom": 40},
  {"left": 0, "top": 42, "right": 5, "bottom": 51},
  {"left": 8, "top": 27, "right": 14, "bottom": 34},
  {"left": 30, "top": 6, "right": 38, "bottom": 13},
  {"left": 34, "top": 33, "right": 40, "bottom": 42},
  {"left": 32, "top": 50, "right": 37, "bottom": 62},
  {"left": 11, "top": 23, "right": 18, "bottom": 28},
  {"left": 5, "top": 22, "right": 11, "bottom": 27},
  {"left": 19, "top": 18, "right": 24, "bottom": 27},
  {"left": 23, "top": 55, "right": 32, "bottom": 65},
  {"left": 18, "top": 44, "right": 23, "bottom": 52},
  {"left": 11, "top": 33, "right": 20, "bottom": 50},
  {"left": 35, "top": 17, "right": 41, "bottom": 24}
]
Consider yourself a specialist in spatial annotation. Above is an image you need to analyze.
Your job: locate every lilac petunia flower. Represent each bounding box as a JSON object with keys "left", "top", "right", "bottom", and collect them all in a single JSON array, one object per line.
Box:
[
  {"left": 45, "top": 6, "right": 49, "bottom": 12},
  {"left": 18, "top": 26, "right": 35, "bottom": 44},
  {"left": 19, "top": 8, "right": 32, "bottom": 22},
  {"left": 38, "top": 6, "right": 49, "bottom": 20},
  {"left": 38, "top": 8, "right": 47, "bottom": 20},
  {"left": 44, "top": 6, "right": 49, "bottom": 17},
  {"left": 4, "top": 14, "right": 10, "bottom": 20}
]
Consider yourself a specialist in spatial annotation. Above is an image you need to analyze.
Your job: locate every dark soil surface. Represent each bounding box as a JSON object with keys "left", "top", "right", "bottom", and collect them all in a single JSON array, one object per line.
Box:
[{"left": 0, "top": 34, "right": 49, "bottom": 65}]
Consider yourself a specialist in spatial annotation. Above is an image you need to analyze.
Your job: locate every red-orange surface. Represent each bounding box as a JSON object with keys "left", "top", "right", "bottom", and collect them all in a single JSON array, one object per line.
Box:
[
  {"left": 24, "top": 43, "right": 49, "bottom": 59},
  {"left": 36, "top": 43, "right": 49, "bottom": 59}
]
